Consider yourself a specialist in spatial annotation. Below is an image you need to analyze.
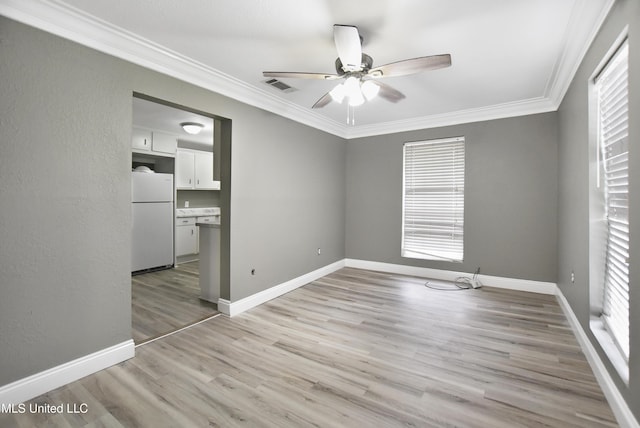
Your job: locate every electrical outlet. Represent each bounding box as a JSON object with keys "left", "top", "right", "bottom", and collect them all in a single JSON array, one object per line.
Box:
[
  {"left": 317, "top": 248, "right": 321, "bottom": 255},
  {"left": 184, "top": 201, "right": 189, "bottom": 208},
  {"left": 570, "top": 270, "right": 575, "bottom": 283}
]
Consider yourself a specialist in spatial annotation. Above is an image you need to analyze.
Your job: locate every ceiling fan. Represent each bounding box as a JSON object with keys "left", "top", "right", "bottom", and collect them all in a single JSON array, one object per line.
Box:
[{"left": 263, "top": 24, "right": 452, "bottom": 109}]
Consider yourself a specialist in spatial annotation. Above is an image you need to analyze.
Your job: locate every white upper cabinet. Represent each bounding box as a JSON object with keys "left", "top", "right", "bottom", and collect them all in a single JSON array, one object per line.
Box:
[
  {"left": 176, "top": 149, "right": 219, "bottom": 190},
  {"left": 152, "top": 131, "right": 178, "bottom": 155},
  {"left": 131, "top": 128, "right": 177, "bottom": 157},
  {"left": 176, "top": 150, "right": 195, "bottom": 188},
  {"left": 194, "top": 151, "right": 217, "bottom": 189},
  {"left": 131, "top": 128, "right": 152, "bottom": 151}
]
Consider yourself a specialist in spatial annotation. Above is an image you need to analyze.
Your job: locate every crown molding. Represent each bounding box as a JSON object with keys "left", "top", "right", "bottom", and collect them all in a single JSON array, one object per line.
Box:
[
  {"left": 0, "top": 0, "right": 348, "bottom": 137},
  {"left": 544, "top": 0, "right": 616, "bottom": 107},
  {"left": 0, "top": 0, "right": 614, "bottom": 139},
  {"left": 343, "top": 96, "right": 558, "bottom": 139}
]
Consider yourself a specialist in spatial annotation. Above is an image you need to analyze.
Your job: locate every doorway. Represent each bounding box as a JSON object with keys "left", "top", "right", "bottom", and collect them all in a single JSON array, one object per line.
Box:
[{"left": 131, "top": 94, "right": 227, "bottom": 344}]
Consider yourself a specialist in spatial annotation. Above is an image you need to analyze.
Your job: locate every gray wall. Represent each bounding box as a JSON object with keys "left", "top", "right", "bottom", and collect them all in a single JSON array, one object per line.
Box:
[
  {"left": 346, "top": 113, "right": 558, "bottom": 282},
  {"left": 176, "top": 190, "right": 220, "bottom": 209},
  {"left": 0, "top": 16, "right": 345, "bottom": 386},
  {"left": 229, "top": 109, "right": 345, "bottom": 301},
  {"left": 0, "top": 17, "right": 133, "bottom": 387},
  {"left": 557, "top": 0, "right": 639, "bottom": 418}
]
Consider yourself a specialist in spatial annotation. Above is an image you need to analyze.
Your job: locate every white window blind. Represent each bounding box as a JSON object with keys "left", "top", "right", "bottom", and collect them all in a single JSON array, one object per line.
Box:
[
  {"left": 402, "top": 137, "right": 464, "bottom": 262},
  {"left": 597, "top": 39, "right": 629, "bottom": 360}
]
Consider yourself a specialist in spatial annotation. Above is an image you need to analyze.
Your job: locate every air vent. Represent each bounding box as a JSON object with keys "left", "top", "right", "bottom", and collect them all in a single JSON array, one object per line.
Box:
[{"left": 263, "top": 79, "right": 296, "bottom": 93}]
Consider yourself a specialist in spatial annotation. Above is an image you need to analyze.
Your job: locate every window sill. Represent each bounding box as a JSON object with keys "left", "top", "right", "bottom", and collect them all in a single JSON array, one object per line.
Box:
[
  {"left": 401, "top": 250, "right": 463, "bottom": 263},
  {"left": 589, "top": 317, "right": 629, "bottom": 386}
]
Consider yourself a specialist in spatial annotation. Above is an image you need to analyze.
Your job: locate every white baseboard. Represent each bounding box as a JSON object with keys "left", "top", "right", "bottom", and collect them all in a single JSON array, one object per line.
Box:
[
  {"left": 0, "top": 340, "right": 135, "bottom": 406},
  {"left": 217, "top": 299, "right": 231, "bottom": 316},
  {"left": 219, "top": 258, "right": 556, "bottom": 318},
  {"left": 555, "top": 290, "right": 639, "bottom": 428},
  {"left": 218, "top": 260, "right": 345, "bottom": 317},
  {"left": 344, "top": 259, "right": 557, "bottom": 294}
]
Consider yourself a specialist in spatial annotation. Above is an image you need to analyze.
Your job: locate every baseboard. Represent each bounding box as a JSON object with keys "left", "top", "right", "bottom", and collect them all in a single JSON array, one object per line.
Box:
[
  {"left": 344, "top": 259, "right": 557, "bottom": 294},
  {"left": 218, "top": 260, "right": 346, "bottom": 317},
  {"left": 217, "top": 299, "right": 231, "bottom": 315},
  {"left": 219, "top": 258, "right": 556, "bottom": 318},
  {"left": 555, "top": 289, "right": 639, "bottom": 428},
  {"left": 0, "top": 340, "right": 135, "bottom": 406}
]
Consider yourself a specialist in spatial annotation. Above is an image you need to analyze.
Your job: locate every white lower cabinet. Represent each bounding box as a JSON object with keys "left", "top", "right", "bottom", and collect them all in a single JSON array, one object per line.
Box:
[{"left": 175, "top": 217, "right": 197, "bottom": 257}]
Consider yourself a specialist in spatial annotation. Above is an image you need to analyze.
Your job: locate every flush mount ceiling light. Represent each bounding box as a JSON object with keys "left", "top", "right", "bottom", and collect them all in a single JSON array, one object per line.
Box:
[{"left": 180, "top": 122, "right": 204, "bottom": 135}]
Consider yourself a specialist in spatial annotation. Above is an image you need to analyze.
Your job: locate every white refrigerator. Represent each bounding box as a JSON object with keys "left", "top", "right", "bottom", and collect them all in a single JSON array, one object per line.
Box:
[{"left": 131, "top": 172, "right": 174, "bottom": 273}]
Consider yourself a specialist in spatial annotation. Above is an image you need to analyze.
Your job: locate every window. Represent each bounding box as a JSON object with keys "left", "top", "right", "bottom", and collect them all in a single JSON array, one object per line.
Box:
[
  {"left": 402, "top": 137, "right": 465, "bottom": 262},
  {"left": 596, "top": 39, "right": 629, "bottom": 361}
]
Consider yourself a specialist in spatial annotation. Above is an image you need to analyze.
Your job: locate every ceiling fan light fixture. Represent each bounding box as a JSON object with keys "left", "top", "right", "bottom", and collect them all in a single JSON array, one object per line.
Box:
[
  {"left": 361, "top": 80, "right": 380, "bottom": 101},
  {"left": 180, "top": 122, "right": 204, "bottom": 135},
  {"left": 329, "top": 83, "right": 346, "bottom": 103},
  {"left": 348, "top": 89, "right": 365, "bottom": 107},
  {"left": 343, "top": 76, "right": 360, "bottom": 97}
]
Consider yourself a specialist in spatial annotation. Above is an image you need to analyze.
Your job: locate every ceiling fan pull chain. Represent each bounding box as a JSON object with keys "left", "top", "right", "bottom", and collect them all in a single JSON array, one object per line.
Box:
[{"left": 348, "top": 104, "right": 354, "bottom": 126}]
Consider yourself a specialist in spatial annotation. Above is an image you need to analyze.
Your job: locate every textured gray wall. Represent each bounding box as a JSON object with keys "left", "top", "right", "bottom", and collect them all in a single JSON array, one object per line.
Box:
[
  {"left": 0, "top": 17, "right": 133, "bottom": 386},
  {"left": 228, "top": 109, "right": 345, "bottom": 301},
  {"left": 346, "top": 113, "right": 558, "bottom": 282},
  {"left": 557, "top": 0, "right": 639, "bottom": 418},
  {"left": 176, "top": 190, "right": 220, "bottom": 209},
  {"left": 0, "top": 17, "right": 345, "bottom": 386}
]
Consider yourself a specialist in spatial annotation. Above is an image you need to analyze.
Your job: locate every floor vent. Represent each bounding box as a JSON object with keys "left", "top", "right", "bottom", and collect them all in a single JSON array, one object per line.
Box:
[{"left": 264, "top": 79, "right": 296, "bottom": 93}]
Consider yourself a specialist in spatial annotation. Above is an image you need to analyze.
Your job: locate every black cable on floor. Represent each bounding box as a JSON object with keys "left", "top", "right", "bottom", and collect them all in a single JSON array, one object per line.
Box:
[{"left": 424, "top": 278, "right": 472, "bottom": 291}]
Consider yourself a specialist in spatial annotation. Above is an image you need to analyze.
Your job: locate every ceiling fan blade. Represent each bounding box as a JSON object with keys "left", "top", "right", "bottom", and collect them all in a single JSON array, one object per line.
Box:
[
  {"left": 263, "top": 71, "right": 341, "bottom": 80},
  {"left": 333, "top": 25, "right": 362, "bottom": 72},
  {"left": 371, "top": 81, "right": 406, "bottom": 103},
  {"left": 312, "top": 91, "right": 333, "bottom": 109},
  {"left": 368, "top": 54, "right": 451, "bottom": 78}
]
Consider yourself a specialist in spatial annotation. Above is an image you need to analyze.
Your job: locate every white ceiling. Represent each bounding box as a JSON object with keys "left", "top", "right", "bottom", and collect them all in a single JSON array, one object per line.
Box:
[
  {"left": 132, "top": 97, "right": 214, "bottom": 146},
  {"left": 0, "top": 0, "right": 614, "bottom": 138}
]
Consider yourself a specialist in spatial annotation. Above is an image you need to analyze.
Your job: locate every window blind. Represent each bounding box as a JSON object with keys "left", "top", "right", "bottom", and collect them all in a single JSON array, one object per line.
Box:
[
  {"left": 402, "top": 137, "right": 465, "bottom": 262},
  {"left": 597, "top": 39, "right": 629, "bottom": 360}
]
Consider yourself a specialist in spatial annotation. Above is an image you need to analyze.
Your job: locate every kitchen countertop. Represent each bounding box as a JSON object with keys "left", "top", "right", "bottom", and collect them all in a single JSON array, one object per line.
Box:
[
  {"left": 179, "top": 207, "right": 221, "bottom": 227},
  {"left": 176, "top": 207, "right": 220, "bottom": 217}
]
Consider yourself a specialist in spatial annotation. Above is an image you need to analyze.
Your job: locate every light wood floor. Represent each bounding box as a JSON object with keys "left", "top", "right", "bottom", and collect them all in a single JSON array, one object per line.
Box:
[
  {"left": 132, "top": 261, "right": 218, "bottom": 344},
  {"left": 3, "top": 268, "right": 617, "bottom": 427}
]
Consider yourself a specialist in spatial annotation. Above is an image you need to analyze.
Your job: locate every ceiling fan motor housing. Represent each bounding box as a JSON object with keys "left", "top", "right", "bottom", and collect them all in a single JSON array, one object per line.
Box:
[{"left": 335, "top": 53, "right": 373, "bottom": 75}]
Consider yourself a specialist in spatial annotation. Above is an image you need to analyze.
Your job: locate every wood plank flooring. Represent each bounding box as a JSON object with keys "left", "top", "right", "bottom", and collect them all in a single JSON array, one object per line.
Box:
[
  {"left": 3, "top": 268, "right": 617, "bottom": 427},
  {"left": 132, "top": 261, "right": 218, "bottom": 344}
]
